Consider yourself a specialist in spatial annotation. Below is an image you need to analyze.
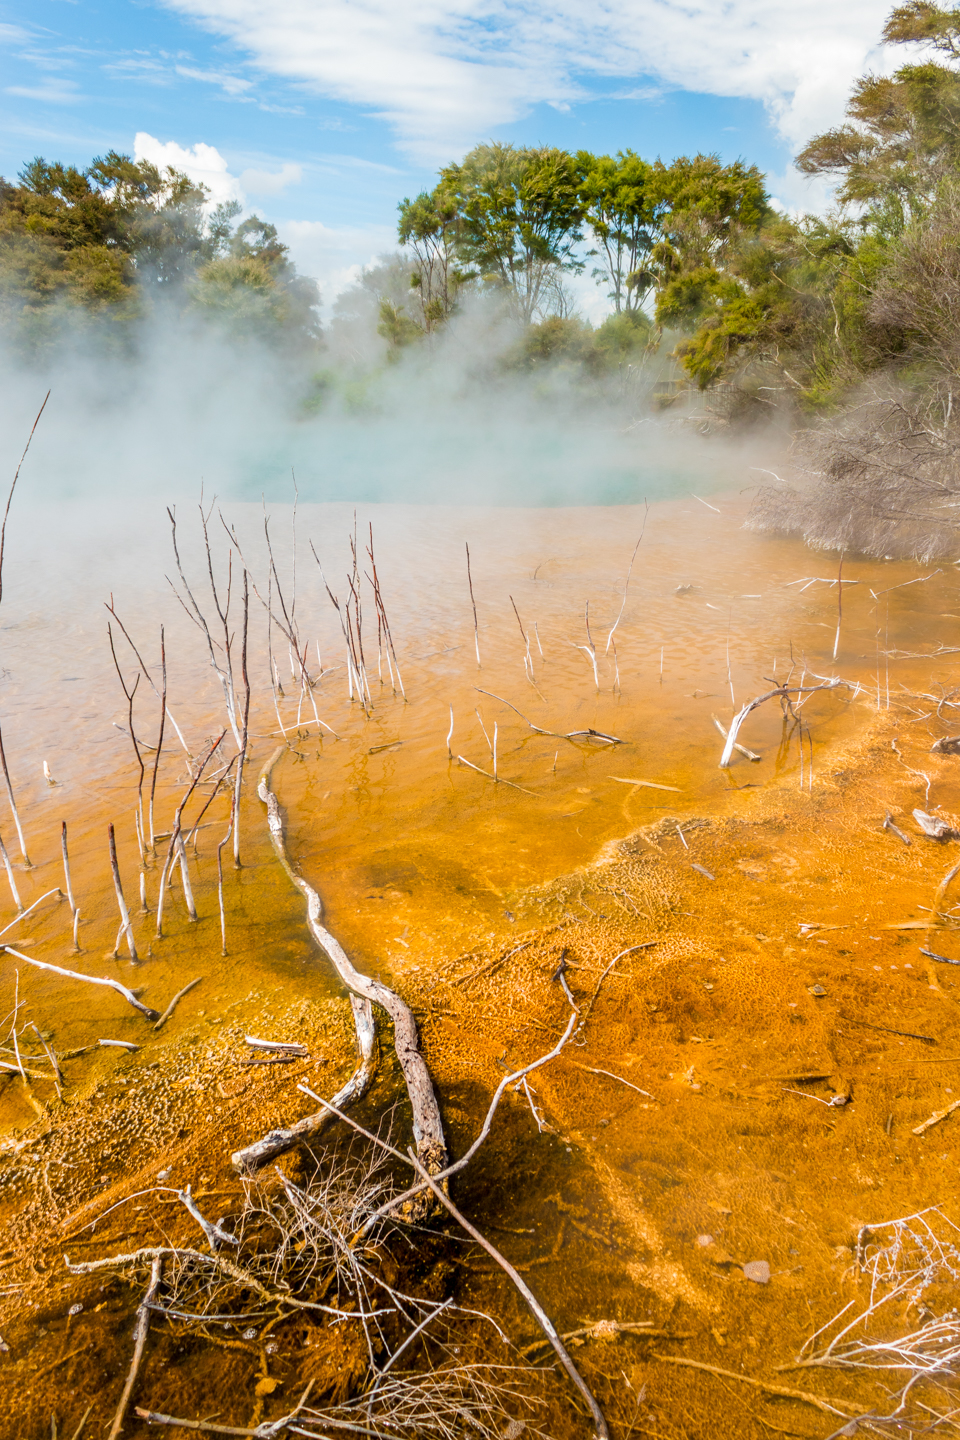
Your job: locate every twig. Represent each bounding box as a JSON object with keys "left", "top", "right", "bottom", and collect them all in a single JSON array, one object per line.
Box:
[
  {"left": 456, "top": 756, "right": 536, "bottom": 796},
  {"left": 0, "top": 829, "right": 21, "bottom": 910},
  {"left": 108, "top": 824, "right": 138, "bottom": 962},
  {"left": 466, "top": 543, "right": 480, "bottom": 667},
  {"left": 912, "top": 1098, "right": 960, "bottom": 1135},
  {"left": 407, "top": 1151, "right": 610, "bottom": 1440},
  {"left": 13, "top": 889, "right": 64, "bottom": 958},
  {"left": 711, "top": 715, "right": 761, "bottom": 762},
  {"left": 61, "top": 823, "right": 76, "bottom": 913},
  {"left": 0, "top": 945, "right": 159, "bottom": 1021},
  {"left": 105, "top": 1253, "right": 163, "bottom": 1440},
  {"left": 176, "top": 1184, "right": 238, "bottom": 1251},
  {"left": 134, "top": 1383, "right": 315, "bottom": 1436},
  {"left": 606, "top": 512, "right": 647, "bottom": 654},
  {"left": 576, "top": 1065, "right": 655, "bottom": 1098},
  {"left": 884, "top": 814, "right": 912, "bottom": 846},
  {"left": 649, "top": 1354, "right": 868, "bottom": 1420},
  {"left": 153, "top": 977, "right": 202, "bottom": 1031}
]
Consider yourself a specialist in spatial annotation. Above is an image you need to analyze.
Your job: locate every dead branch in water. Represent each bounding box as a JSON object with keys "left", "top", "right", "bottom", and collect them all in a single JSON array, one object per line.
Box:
[
  {"left": 105, "top": 1254, "right": 163, "bottom": 1440},
  {"left": 107, "top": 621, "right": 146, "bottom": 838},
  {"left": 0, "top": 946, "right": 159, "bottom": 1020},
  {"left": 153, "top": 977, "right": 202, "bottom": 1031},
  {"left": 232, "top": 993, "right": 378, "bottom": 1172},
  {"left": 108, "top": 823, "right": 138, "bottom": 963},
  {"left": 605, "top": 508, "right": 648, "bottom": 655},
  {"left": 475, "top": 689, "right": 623, "bottom": 745},
  {"left": 155, "top": 733, "right": 225, "bottom": 936},
  {"left": 0, "top": 394, "right": 50, "bottom": 869},
  {"left": 718, "top": 680, "right": 849, "bottom": 768},
  {"left": 238, "top": 748, "right": 446, "bottom": 1189},
  {"left": 0, "top": 828, "right": 21, "bottom": 910},
  {"left": 466, "top": 542, "right": 481, "bottom": 667},
  {"left": 60, "top": 822, "right": 76, "bottom": 913}
]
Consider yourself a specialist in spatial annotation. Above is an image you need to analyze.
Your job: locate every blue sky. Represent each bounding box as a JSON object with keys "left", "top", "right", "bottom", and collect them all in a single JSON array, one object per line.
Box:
[{"left": 1, "top": 0, "right": 895, "bottom": 311}]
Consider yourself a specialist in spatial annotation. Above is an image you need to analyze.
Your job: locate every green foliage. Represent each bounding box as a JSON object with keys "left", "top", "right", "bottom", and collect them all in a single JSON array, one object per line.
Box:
[
  {"left": 798, "top": 3, "right": 960, "bottom": 222},
  {"left": 376, "top": 299, "right": 423, "bottom": 356},
  {"left": 575, "top": 150, "right": 660, "bottom": 312},
  {"left": 0, "top": 151, "right": 320, "bottom": 353},
  {"left": 397, "top": 187, "right": 462, "bottom": 330},
  {"left": 437, "top": 144, "right": 584, "bottom": 321}
]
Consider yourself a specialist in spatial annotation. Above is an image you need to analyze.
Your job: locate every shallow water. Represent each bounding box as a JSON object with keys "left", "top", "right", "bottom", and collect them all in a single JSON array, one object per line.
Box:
[{"left": 2, "top": 485, "right": 960, "bottom": 1435}]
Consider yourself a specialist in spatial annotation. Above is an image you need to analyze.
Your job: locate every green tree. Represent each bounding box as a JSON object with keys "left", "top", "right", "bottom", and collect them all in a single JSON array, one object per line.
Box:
[
  {"left": 439, "top": 143, "right": 584, "bottom": 322},
  {"left": 576, "top": 150, "right": 662, "bottom": 312},
  {"left": 797, "top": 3, "right": 960, "bottom": 224},
  {"left": 190, "top": 215, "right": 320, "bottom": 344},
  {"left": 397, "top": 186, "right": 463, "bottom": 330}
]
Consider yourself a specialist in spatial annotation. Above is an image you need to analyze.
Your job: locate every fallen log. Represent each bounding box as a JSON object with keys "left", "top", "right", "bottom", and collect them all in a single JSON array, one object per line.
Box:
[{"left": 233, "top": 748, "right": 447, "bottom": 1188}]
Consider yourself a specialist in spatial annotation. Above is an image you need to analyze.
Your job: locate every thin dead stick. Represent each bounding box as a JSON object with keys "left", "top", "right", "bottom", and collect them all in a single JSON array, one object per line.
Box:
[
  {"left": 475, "top": 689, "right": 623, "bottom": 745},
  {"left": 0, "top": 887, "right": 62, "bottom": 938},
  {"left": 0, "top": 729, "right": 28, "bottom": 867},
  {"left": 510, "top": 595, "right": 534, "bottom": 681},
  {"left": 176, "top": 1184, "right": 238, "bottom": 1251},
  {"left": 232, "top": 570, "right": 250, "bottom": 866},
  {"left": 108, "top": 824, "right": 138, "bottom": 962},
  {"left": 466, "top": 542, "right": 481, "bottom": 666},
  {"left": 0, "top": 396, "right": 49, "bottom": 870},
  {"left": 107, "top": 621, "right": 146, "bottom": 835},
  {"left": 711, "top": 715, "right": 761, "bottom": 762},
  {"left": 155, "top": 734, "right": 225, "bottom": 936},
  {"left": 456, "top": 755, "right": 536, "bottom": 797},
  {"left": 104, "top": 601, "right": 190, "bottom": 758},
  {"left": 0, "top": 391, "right": 49, "bottom": 612},
  {"left": 61, "top": 823, "right": 76, "bottom": 913},
  {"left": 606, "top": 509, "right": 648, "bottom": 654},
  {"left": 69, "top": 1406, "right": 92, "bottom": 1440},
  {"left": 147, "top": 628, "right": 167, "bottom": 851},
  {"left": 408, "top": 1150, "right": 609, "bottom": 1440},
  {"left": 576, "top": 602, "right": 600, "bottom": 690},
  {"left": 105, "top": 1253, "right": 163, "bottom": 1440},
  {"left": 134, "top": 1384, "right": 316, "bottom": 1437},
  {"left": 832, "top": 552, "right": 845, "bottom": 661},
  {"left": 153, "top": 977, "right": 202, "bottom": 1031},
  {"left": 0, "top": 945, "right": 159, "bottom": 1021},
  {"left": 649, "top": 1354, "right": 870, "bottom": 1421},
  {"left": 0, "top": 830, "right": 21, "bottom": 910},
  {"left": 912, "top": 1097, "right": 960, "bottom": 1135},
  {"left": 72, "top": 908, "right": 80, "bottom": 951},
  {"left": 577, "top": 1064, "right": 655, "bottom": 1098},
  {"left": 446, "top": 706, "right": 454, "bottom": 760}
]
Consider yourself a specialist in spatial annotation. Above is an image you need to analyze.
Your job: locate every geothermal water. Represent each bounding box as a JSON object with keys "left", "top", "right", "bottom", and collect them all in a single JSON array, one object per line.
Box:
[{"left": 3, "top": 454, "right": 960, "bottom": 1434}]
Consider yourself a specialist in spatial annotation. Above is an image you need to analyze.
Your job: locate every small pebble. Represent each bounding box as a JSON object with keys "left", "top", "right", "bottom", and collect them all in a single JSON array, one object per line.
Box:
[
  {"left": 808, "top": 984, "right": 826, "bottom": 997},
  {"left": 696, "top": 1234, "right": 715, "bottom": 1248},
  {"left": 68, "top": 1303, "right": 82, "bottom": 1316},
  {"left": 743, "top": 1260, "right": 770, "bottom": 1284}
]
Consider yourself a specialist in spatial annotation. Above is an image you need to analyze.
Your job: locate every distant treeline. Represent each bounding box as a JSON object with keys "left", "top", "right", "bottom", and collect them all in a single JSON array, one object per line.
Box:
[
  {"left": 5, "top": 1, "right": 960, "bottom": 419},
  {"left": 0, "top": 153, "right": 319, "bottom": 351}
]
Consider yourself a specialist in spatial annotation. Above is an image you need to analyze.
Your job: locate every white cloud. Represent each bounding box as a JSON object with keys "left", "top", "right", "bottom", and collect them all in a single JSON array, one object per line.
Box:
[
  {"left": 134, "top": 131, "right": 244, "bottom": 206},
  {"left": 158, "top": 0, "right": 894, "bottom": 160},
  {"left": 240, "top": 160, "right": 302, "bottom": 194},
  {"left": 5, "top": 81, "right": 82, "bottom": 104},
  {"left": 279, "top": 218, "right": 396, "bottom": 307},
  {"left": 174, "top": 63, "right": 254, "bottom": 97}
]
